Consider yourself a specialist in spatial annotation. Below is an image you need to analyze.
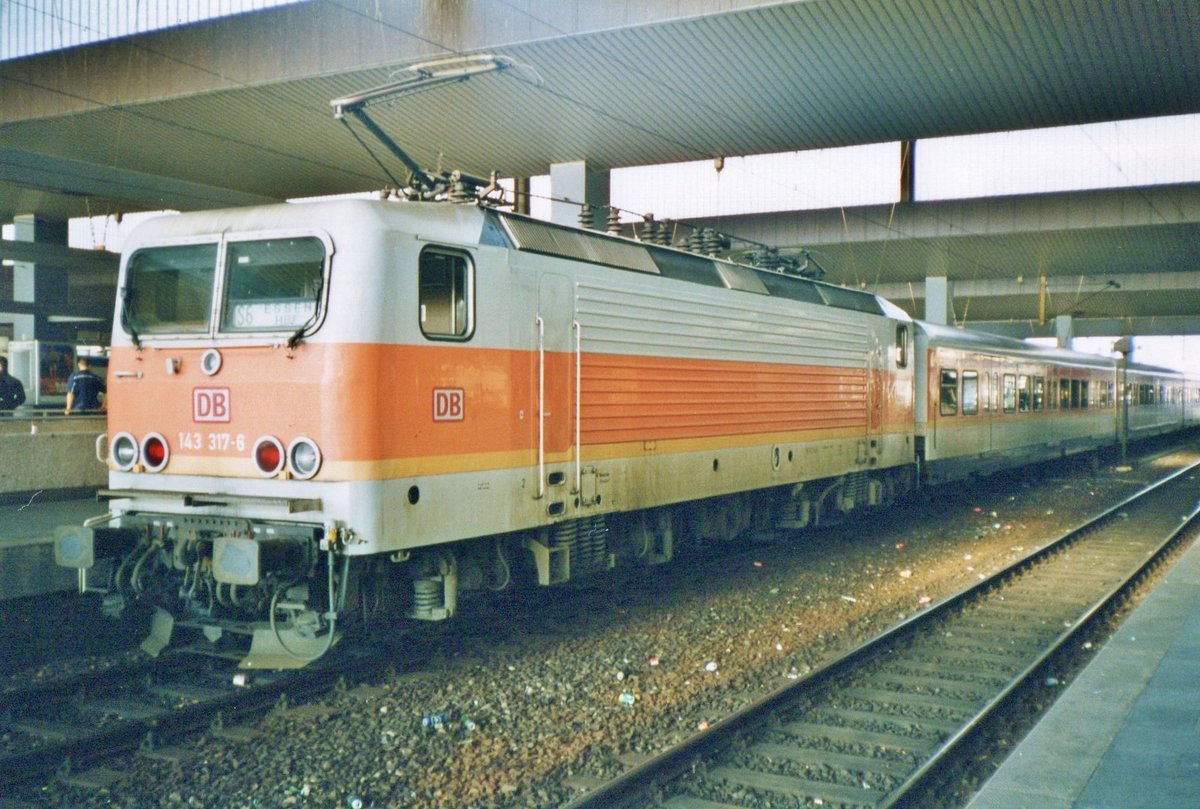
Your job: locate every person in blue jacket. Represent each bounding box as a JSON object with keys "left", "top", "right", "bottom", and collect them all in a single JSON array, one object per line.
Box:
[{"left": 65, "top": 356, "right": 105, "bottom": 414}]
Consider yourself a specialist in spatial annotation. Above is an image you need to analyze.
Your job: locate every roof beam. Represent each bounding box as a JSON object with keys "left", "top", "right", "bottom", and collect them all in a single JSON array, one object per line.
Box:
[
  {"left": 0, "top": 237, "right": 118, "bottom": 274},
  {"left": 1, "top": 148, "right": 279, "bottom": 213}
]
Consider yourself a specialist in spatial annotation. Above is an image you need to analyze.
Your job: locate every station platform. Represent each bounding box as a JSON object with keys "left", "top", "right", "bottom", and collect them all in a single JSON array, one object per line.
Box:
[
  {"left": 966, "top": 533, "right": 1200, "bottom": 808},
  {"left": 0, "top": 495, "right": 106, "bottom": 599}
]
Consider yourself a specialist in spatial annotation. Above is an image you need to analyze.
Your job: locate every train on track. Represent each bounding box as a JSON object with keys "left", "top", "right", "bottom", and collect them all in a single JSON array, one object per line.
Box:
[{"left": 54, "top": 196, "right": 1199, "bottom": 668}]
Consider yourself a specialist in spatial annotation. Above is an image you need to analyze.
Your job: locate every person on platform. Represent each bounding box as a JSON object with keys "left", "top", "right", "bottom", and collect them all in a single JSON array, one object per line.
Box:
[
  {"left": 0, "top": 356, "right": 25, "bottom": 411},
  {"left": 64, "top": 356, "right": 105, "bottom": 414}
]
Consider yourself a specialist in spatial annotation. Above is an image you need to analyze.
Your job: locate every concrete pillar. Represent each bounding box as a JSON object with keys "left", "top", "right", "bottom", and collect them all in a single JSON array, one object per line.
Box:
[
  {"left": 513, "top": 177, "right": 531, "bottom": 216},
  {"left": 925, "top": 276, "right": 954, "bottom": 326},
  {"left": 9, "top": 214, "right": 68, "bottom": 340},
  {"left": 550, "top": 161, "right": 610, "bottom": 229},
  {"left": 1055, "top": 314, "right": 1074, "bottom": 348},
  {"left": 899, "top": 141, "right": 915, "bottom": 203}
]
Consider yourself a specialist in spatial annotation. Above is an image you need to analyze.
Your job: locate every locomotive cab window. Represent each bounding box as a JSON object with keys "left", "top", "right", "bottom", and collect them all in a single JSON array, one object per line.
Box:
[
  {"left": 220, "top": 238, "right": 326, "bottom": 333},
  {"left": 419, "top": 248, "right": 474, "bottom": 340},
  {"left": 124, "top": 243, "right": 219, "bottom": 335},
  {"left": 939, "top": 369, "right": 958, "bottom": 416}
]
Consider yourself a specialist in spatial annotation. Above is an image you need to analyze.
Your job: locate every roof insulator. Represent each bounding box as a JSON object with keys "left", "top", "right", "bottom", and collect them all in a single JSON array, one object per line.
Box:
[{"left": 606, "top": 207, "right": 621, "bottom": 236}]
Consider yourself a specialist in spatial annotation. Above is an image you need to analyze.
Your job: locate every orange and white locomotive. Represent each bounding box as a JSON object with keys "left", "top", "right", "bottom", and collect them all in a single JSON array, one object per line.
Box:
[{"left": 56, "top": 199, "right": 920, "bottom": 667}]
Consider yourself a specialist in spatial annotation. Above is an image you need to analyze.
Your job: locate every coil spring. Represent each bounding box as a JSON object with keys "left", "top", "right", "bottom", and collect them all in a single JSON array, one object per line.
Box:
[
  {"left": 412, "top": 578, "right": 442, "bottom": 612},
  {"left": 553, "top": 516, "right": 609, "bottom": 575}
]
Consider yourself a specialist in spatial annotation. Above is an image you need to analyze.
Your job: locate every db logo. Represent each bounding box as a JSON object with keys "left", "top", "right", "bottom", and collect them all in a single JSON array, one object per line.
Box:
[
  {"left": 433, "top": 388, "right": 464, "bottom": 422},
  {"left": 194, "top": 387, "right": 231, "bottom": 423}
]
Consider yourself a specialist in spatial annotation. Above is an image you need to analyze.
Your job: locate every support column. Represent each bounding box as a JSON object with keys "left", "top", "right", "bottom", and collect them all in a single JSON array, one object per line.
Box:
[
  {"left": 550, "top": 161, "right": 610, "bottom": 229},
  {"left": 899, "top": 141, "right": 915, "bottom": 203},
  {"left": 1055, "top": 314, "right": 1074, "bottom": 349},
  {"left": 3, "top": 214, "right": 67, "bottom": 341},
  {"left": 925, "top": 276, "right": 954, "bottom": 326},
  {"left": 513, "top": 177, "right": 531, "bottom": 216}
]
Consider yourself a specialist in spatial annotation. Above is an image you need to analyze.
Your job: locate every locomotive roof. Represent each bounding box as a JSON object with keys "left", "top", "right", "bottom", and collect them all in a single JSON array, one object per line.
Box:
[
  {"left": 123, "top": 198, "right": 912, "bottom": 323},
  {"left": 481, "top": 207, "right": 912, "bottom": 322}
]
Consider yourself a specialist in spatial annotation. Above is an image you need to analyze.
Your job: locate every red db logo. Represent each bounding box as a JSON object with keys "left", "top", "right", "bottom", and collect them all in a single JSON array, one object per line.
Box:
[
  {"left": 194, "top": 388, "right": 231, "bottom": 423},
  {"left": 433, "top": 388, "right": 464, "bottom": 422}
]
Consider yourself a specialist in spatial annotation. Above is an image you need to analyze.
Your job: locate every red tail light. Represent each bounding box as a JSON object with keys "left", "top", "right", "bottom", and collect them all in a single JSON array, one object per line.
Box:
[
  {"left": 253, "top": 436, "right": 285, "bottom": 476},
  {"left": 141, "top": 433, "right": 169, "bottom": 472}
]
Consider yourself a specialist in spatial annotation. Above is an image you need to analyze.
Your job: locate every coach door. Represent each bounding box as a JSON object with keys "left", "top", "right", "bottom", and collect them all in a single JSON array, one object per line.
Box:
[{"left": 535, "top": 273, "right": 575, "bottom": 505}]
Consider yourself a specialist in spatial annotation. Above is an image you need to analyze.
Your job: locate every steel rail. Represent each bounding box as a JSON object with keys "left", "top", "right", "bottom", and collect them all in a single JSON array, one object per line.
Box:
[{"left": 563, "top": 457, "right": 1200, "bottom": 809}]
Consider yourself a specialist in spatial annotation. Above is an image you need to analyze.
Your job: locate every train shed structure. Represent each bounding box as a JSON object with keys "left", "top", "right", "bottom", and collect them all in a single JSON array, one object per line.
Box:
[{"left": 2, "top": 0, "right": 1200, "bottom": 345}]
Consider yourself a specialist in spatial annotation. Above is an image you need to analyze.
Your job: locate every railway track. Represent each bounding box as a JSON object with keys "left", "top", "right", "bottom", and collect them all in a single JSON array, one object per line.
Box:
[
  {"left": 0, "top": 641, "right": 383, "bottom": 797},
  {"left": 565, "top": 460, "right": 1200, "bottom": 809}
]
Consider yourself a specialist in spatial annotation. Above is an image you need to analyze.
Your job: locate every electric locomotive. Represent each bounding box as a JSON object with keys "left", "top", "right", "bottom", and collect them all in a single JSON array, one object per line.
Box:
[{"left": 56, "top": 198, "right": 919, "bottom": 667}]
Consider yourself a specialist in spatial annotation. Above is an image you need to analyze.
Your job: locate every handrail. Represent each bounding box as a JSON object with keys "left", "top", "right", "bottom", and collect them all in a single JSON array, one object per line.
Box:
[
  {"left": 574, "top": 320, "right": 582, "bottom": 497},
  {"left": 536, "top": 315, "right": 545, "bottom": 500}
]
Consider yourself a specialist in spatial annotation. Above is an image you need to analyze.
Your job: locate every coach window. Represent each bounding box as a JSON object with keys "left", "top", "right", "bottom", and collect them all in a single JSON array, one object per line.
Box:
[
  {"left": 1002, "top": 373, "right": 1016, "bottom": 413},
  {"left": 419, "top": 248, "right": 474, "bottom": 340},
  {"left": 1069, "top": 379, "right": 1080, "bottom": 409},
  {"left": 962, "top": 371, "right": 979, "bottom": 415},
  {"left": 1081, "top": 380, "right": 1090, "bottom": 409},
  {"left": 895, "top": 325, "right": 909, "bottom": 368},
  {"left": 940, "top": 369, "right": 958, "bottom": 415},
  {"left": 981, "top": 372, "right": 991, "bottom": 412},
  {"left": 1017, "top": 374, "right": 1030, "bottom": 412},
  {"left": 1060, "top": 378, "right": 1072, "bottom": 409},
  {"left": 1032, "top": 376, "right": 1044, "bottom": 411}
]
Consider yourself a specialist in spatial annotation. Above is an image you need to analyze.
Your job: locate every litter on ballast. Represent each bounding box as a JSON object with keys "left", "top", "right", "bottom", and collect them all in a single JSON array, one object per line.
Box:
[
  {"left": 840, "top": 595, "right": 857, "bottom": 603},
  {"left": 618, "top": 692, "right": 636, "bottom": 705},
  {"left": 899, "top": 569, "right": 912, "bottom": 578},
  {"left": 704, "top": 661, "right": 719, "bottom": 672}
]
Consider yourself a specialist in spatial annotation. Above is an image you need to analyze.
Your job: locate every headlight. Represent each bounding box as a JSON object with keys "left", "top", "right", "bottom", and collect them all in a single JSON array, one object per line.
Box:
[
  {"left": 287, "top": 437, "right": 322, "bottom": 480},
  {"left": 111, "top": 432, "right": 139, "bottom": 471}
]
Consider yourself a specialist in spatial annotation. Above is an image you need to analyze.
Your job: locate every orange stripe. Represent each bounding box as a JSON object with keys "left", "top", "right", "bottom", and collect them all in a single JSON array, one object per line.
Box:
[{"left": 107, "top": 344, "right": 912, "bottom": 477}]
